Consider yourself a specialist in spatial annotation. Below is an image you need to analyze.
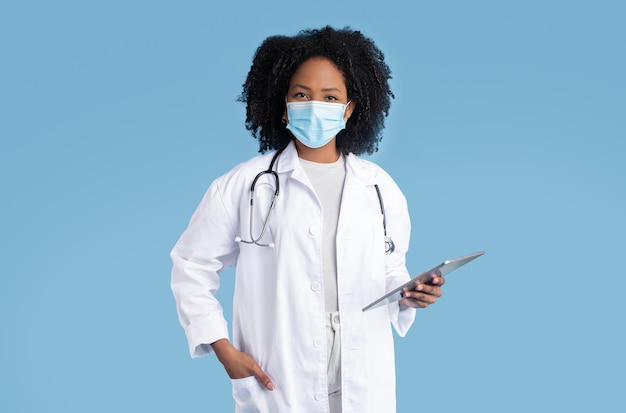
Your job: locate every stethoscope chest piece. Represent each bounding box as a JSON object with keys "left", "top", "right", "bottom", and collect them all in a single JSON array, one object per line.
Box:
[{"left": 384, "top": 236, "right": 395, "bottom": 255}]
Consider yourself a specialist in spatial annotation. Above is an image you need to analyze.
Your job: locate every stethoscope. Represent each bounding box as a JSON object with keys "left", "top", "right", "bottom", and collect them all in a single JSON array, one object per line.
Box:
[{"left": 235, "top": 147, "right": 395, "bottom": 255}]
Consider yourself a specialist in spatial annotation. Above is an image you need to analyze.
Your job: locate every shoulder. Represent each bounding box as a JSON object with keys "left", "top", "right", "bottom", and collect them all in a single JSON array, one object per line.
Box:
[
  {"left": 347, "top": 154, "right": 409, "bottom": 211},
  {"left": 212, "top": 151, "right": 277, "bottom": 189},
  {"left": 347, "top": 154, "right": 402, "bottom": 190},
  {"left": 349, "top": 155, "right": 388, "bottom": 175}
]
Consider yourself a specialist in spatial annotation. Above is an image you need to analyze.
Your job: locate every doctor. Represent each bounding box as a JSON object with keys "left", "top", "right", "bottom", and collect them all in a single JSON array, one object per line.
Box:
[{"left": 171, "top": 26, "right": 444, "bottom": 413}]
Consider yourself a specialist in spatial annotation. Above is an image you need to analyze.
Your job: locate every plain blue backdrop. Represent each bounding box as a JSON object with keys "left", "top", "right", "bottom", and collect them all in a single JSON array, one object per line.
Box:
[{"left": 1, "top": 1, "right": 624, "bottom": 412}]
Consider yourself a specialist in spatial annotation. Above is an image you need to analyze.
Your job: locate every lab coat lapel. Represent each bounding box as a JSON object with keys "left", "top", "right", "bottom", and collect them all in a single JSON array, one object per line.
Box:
[{"left": 274, "top": 141, "right": 313, "bottom": 189}]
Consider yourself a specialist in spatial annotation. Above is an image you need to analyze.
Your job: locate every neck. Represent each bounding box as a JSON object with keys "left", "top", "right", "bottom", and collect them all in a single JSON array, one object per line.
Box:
[{"left": 294, "top": 139, "right": 340, "bottom": 163}]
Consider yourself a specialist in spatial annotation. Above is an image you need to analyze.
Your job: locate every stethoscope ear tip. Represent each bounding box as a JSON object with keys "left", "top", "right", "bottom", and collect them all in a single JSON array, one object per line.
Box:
[
  {"left": 268, "top": 243, "right": 275, "bottom": 248},
  {"left": 235, "top": 237, "right": 242, "bottom": 243}
]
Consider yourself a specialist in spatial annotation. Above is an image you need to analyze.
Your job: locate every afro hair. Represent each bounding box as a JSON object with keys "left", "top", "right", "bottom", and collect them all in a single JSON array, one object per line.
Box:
[{"left": 238, "top": 26, "right": 394, "bottom": 155}]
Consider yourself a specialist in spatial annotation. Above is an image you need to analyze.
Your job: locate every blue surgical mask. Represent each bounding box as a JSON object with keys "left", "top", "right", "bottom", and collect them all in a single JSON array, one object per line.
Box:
[{"left": 286, "top": 101, "right": 349, "bottom": 148}]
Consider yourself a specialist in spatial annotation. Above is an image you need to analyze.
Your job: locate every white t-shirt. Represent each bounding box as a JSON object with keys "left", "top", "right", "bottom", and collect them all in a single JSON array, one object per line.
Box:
[{"left": 299, "top": 154, "right": 346, "bottom": 312}]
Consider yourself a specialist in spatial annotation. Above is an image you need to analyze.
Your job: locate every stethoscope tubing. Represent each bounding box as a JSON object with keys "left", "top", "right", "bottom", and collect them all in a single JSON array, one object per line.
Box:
[
  {"left": 236, "top": 147, "right": 285, "bottom": 248},
  {"left": 236, "top": 146, "right": 394, "bottom": 254}
]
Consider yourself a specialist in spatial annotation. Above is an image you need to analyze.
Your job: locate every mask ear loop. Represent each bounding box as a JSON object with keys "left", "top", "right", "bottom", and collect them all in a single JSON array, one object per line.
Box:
[{"left": 344, "top": 100, "right": 354, "bottom": 123}]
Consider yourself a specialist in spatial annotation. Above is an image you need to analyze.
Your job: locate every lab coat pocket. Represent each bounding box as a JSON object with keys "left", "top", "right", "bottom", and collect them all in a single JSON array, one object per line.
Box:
[
  {"left": 342, "top": 212, "right": 386, "bottom": 280},
  {"left": 231, "top": 375, "right": 268, "bottom": 412}
]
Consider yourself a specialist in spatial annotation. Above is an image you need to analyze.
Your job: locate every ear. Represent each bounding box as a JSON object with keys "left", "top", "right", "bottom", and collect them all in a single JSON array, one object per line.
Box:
[{"left": 344, "top": 100, "right": 356, "bottom": 121}]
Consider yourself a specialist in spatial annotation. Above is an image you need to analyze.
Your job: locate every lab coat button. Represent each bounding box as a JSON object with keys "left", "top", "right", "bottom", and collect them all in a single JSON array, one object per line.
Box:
[
  {"left": 308, "top": 226, "right": 317, "bottom": 236},
  {"left": 314, "top": 393, "right": 325, "bottom": 401},
  {"left": 311, "top": 282, "right": 321, "bottom": 292},
  {"left": 314, "top": 339, "right": 323, "bottom": 348}
]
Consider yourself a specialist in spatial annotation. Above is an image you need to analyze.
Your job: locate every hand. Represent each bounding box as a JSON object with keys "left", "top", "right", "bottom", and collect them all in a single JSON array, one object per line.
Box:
[
  {"left": 211, "top": 339, "right": 275, "bottom": 390},
  {"left": 399, "top": 272, "right": 445, "bottom": 309}
]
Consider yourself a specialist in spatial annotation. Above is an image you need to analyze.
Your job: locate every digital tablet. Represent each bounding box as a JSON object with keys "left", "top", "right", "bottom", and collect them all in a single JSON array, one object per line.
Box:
[{"left": 362, "top": 251, "right": 484, "bottom": 312}]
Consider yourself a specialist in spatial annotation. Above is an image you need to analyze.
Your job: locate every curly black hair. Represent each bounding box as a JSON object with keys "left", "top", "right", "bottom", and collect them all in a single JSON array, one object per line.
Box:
[{"left": 238, "top": 26, "right": 394, "bottom": 155}]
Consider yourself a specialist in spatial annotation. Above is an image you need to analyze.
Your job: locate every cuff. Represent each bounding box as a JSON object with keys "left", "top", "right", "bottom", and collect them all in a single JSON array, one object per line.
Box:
[
  {"left": 389, "top": 302, "right": 416, "bottom": 337},
  {"left": 184, "top": 314, "right": 229, "bottom": 358}
]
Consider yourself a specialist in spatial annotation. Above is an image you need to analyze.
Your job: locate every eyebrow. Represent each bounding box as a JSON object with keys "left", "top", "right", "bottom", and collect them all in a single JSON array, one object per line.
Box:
[{"left": 290, "top": 84, "right": 342, "bottom": 93}]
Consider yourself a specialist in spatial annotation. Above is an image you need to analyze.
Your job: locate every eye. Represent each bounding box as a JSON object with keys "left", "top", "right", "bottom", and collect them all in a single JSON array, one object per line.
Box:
[
  {"left": 326, "top": 95, "right": 338, "bottom": 101},
  {"left": 293, "top": 92, "right": 308, "bottom": 99}
]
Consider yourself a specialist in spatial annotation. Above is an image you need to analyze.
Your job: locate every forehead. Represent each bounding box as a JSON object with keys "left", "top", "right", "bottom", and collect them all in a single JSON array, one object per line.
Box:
[{"left": 289, "top": 57, "right": 346, "bottom": 89}]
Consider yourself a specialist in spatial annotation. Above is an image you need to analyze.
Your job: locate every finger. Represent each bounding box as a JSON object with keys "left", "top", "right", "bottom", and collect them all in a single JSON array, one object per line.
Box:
[
  {"left": 252, "top": 365, "right": 275, "bottom": 391},
  {"left": 399, "top": 297, "right": 429, "bottom": 308},
  {"left": 415, "top": 283, "right": 443, "bottom": 297},
  {"left": 428, "top": 285, "right": 443, "bottom": 297},
  {"left": 406, "top": 291, "right": 438, "bottom": 305},
  {"left": 402, "top": 282, "right": 442, "bottom": 306},
  {"left": 428, "top": 270, "right": 444, "bottom": 285}
]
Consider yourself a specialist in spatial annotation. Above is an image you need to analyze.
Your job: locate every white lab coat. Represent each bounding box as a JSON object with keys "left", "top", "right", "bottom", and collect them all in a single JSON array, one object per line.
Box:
[{"left": 171, "top": 141, "right": 416, "bottom": 412}]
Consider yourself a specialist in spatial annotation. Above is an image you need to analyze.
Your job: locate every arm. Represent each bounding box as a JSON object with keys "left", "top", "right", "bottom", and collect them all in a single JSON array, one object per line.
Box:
[
  {"left": 377, "top": 173, "right": 417, "bottom": 336},
  {"left": 170, "top": 180, "right": 238, "bottom": 358},
  {"left": 377, "top": 172, "right": 446, "bottom": 320},
  {"left": 171, "top": 179, "right": 275, "bottom": 390}
]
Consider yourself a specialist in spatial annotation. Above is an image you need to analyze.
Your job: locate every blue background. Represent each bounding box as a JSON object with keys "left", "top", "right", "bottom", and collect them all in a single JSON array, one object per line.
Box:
[{"left": 1, "top": 1, "right": 624, "bottom": 412}]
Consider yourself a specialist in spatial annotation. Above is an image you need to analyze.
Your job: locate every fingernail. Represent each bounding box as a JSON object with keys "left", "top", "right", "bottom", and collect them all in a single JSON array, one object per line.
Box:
[
  {"left": 268, "top": 383, "right": 275, "bottom": 391},
  {"left": 417, "top": 284, "right": 423, "bottom": 291}
]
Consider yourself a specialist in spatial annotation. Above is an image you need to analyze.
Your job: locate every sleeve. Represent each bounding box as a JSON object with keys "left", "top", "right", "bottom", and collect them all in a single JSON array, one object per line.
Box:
[
  {"left": 170, "top": 179, "right": 239, "bottom": 358},
  {"left": 380, "top": 173, "right": 417, "bottom": 336}
]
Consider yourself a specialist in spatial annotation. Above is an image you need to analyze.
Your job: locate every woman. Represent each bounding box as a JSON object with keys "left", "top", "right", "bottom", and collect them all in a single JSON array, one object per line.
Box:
[{"left": 171, "top": 26, "right": 444, "bottom": 413}]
